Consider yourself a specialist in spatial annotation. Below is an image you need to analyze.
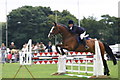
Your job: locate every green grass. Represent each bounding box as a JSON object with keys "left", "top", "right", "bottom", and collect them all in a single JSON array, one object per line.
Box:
[
  {"left": 2, "top": 61, "right": 119, "bottom": 78},
  {"left": 108, "top": 61, "right": 118, "bottom": 78},
  {"left": 2, "top": 63, "right": 75, "bottom": 78}
]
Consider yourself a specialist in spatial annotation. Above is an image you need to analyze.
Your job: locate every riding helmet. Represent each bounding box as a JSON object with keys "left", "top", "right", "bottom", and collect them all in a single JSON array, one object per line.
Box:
[{"left": 68, "top": 20, "right": 74, "bottom": 24}]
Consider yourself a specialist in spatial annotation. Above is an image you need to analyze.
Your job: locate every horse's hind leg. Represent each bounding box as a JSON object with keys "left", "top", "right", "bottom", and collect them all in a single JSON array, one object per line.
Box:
[{"left": 103, "top": 59, "right": 110, "bottom": 76}]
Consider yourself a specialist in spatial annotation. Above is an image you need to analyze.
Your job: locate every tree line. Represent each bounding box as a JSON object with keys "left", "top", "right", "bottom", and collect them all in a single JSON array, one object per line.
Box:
[{"left": 2, "top": 6, "right": 119, "bottom": 48}]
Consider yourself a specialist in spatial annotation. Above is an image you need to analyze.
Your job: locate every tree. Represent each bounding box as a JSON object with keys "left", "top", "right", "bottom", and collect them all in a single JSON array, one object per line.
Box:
[
  {"left": 3, "top": 5, "right": 119, "bottom": 48},
  {"left": 99, "top": 15, "right": 119, "bottom": 44},
  {"left": 80, "top": 15, "right": 119, "bottom": 45},
  {"left": 80, "top": 16, "right": 102, "bottom": 39},
  {"left": 3, "top": 6, "right": 77, "bottom": 48}
]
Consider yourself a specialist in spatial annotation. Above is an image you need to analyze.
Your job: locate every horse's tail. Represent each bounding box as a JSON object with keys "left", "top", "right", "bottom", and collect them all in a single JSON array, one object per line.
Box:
[{"left": 103, "top": 43, "right": 117, "bottom": 65}]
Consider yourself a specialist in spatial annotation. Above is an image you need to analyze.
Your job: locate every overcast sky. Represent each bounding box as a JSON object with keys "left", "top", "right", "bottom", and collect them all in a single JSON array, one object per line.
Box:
[{"left": 0, "top": 0, "right": 119, "bottom": 22}]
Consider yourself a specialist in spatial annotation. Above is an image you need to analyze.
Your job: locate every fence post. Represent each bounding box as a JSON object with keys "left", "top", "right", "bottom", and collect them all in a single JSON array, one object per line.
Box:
[
  {"left": 93, "top": 40, "right": 104, "bottom": 77},
  {"left": 20, "top": 39, "right": 32, "bottom": 65},
  {"left": 57, "top": 55, "right": 66, "bottom": 73}
]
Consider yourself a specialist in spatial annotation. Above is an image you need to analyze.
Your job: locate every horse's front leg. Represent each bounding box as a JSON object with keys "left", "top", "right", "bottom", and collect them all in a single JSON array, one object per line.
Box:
[
  {"left": 55, "top": 44, "right": 66, "bottom": 55},
  {"left": 55, "top": 44, "right": 61, "bottom": 54},
  {"left": 60, "top": 47, "right": 66, "bottom": 55}
]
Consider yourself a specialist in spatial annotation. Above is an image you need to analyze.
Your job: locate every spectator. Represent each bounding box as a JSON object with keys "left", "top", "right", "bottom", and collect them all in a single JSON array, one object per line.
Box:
[
  {"left": 32, "top": 44, "right": 35, "bottom": 50},
  {"left": 9, "top": 42, "right": 17, "bottom": 63},
  {"left": 21, "top": 44, "right": 27, "bottom": 52},
  {"left": 1, "top": 43, "right": 7, "bottom": 63},
  {"left": 34, "top": 42, "right": 40, "bottom": 50},
  {"left": 34, "top": 42, "right": 40, "bottom": 53},
  {"left": 45, "top": 41, "right": 53, "bottom": 52},
  {"left": 14, "top": 51, "right": 19, "bottom": 63},
  {"left": 39, "top": 42, "right": 45, "bottom": 52},
  {"left": 9, "top": 42, "right": 16, "bottom": 50},
  {"left": 32, "top": 44, "right": 37, "bottom": 53},
  {"left": 7, "top": 53, "right": 12, "bottom": 63}
]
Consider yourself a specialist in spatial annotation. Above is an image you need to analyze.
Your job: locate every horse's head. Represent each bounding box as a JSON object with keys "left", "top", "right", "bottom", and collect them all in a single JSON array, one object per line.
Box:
[{"left": 48, "top": 22, "right": 60, "bottom": 39}]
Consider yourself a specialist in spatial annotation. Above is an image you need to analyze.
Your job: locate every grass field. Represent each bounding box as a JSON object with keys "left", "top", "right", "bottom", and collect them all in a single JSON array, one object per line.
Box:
[{"left": 2, "top": 61, "right": 119, "bottom": 79}]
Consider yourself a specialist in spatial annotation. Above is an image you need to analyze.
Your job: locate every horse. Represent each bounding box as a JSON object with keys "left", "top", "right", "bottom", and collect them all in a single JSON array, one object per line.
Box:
[{"left": 48, "top": 22, "right": 117, "bottom": 76}]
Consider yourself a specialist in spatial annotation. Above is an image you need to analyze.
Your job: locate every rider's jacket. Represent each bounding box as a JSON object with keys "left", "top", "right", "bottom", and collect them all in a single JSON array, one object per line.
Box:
[{"left": 68, "top": 25, "right": 85, "bottom": 36}]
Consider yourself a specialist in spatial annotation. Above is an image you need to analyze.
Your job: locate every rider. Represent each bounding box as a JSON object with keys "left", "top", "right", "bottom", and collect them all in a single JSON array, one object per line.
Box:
[{"left": 68, "top": 20, "right": 89, "bottom": 50}]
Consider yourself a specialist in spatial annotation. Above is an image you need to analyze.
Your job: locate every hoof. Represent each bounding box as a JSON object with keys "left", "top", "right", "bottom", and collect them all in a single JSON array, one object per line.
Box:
[
  {"left": 104, "top": 72, "right": 106, "bottom": 75},
  {"left": 104, "top": 72, "right": 110, "bottom": 76},
  {"left": 113, "top": 60, "right": 117, "bottom": 65},
  {"left": 107, "top": 73, "right": 110, "bottom": 76}
]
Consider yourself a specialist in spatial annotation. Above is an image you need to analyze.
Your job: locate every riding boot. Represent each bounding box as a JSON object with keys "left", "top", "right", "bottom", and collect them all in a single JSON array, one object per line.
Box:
[{"left": 77, "top": 37, "right": 82, "bottom": 45}]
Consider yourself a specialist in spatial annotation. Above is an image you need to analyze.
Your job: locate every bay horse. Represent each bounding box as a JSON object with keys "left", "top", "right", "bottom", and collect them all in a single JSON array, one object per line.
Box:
[{"left": 48, "top": 22, "right": 117, "bottom": 76}]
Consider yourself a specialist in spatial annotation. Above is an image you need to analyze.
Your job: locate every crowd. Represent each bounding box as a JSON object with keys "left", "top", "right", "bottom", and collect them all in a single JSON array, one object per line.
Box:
[
  {"left": 22, "top": 41, "right": 54, "bottom": 53},
  {"left": 0, "top": 41, "right": 55, "bottom": 64}
]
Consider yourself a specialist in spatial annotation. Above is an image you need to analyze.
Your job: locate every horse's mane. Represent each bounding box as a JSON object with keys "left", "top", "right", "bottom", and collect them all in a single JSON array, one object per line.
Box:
[
  {"left": 57, "top": 23, "right": 70, "bottom": 31},
  {"left": 57, "top": 23, "right": 76, "bottom": 36}
]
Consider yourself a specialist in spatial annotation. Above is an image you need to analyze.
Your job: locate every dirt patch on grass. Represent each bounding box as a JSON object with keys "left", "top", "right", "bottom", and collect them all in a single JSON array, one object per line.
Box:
[{"left": 90, "top": 75, "right": 111, "bottom": 78}]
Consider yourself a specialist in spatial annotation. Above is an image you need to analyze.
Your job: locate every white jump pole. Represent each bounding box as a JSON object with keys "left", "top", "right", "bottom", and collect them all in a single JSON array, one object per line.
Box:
[
  {"left": 93, "top": 40, "right": 104, "bottom": 77},
  {"left": 20, "top": 39, "right": 32, "bottom": 65},
  {"left": 57, "top": 55, "right": 66, "bottom": 73}
]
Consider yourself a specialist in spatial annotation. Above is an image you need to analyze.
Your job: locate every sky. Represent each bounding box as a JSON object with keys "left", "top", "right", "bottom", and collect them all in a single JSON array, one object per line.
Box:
[{"left": 0, "top": 0, "right": 119, "bottom": 22}]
